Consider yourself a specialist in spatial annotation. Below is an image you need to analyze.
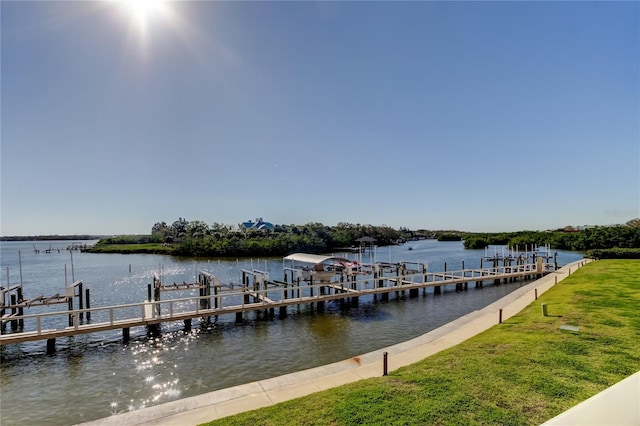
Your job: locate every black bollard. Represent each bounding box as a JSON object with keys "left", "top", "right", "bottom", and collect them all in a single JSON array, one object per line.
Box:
[{"left": 383, "top": 352, "right": 388, "bottom": 376}]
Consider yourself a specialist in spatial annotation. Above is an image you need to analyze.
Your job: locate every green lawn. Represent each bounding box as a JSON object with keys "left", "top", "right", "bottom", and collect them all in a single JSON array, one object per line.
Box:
[{"left": 203, "top": 260, "right": 640, "bottom": 426}]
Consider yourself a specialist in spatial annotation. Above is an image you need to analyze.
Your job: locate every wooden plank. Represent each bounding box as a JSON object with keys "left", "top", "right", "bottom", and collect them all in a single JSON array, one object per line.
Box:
[
  {"left": 247, "top": 292, "right": 274, "bottom": 304},
  {"left": 324, "top": 284, "right": 358, "bottom": 294}
]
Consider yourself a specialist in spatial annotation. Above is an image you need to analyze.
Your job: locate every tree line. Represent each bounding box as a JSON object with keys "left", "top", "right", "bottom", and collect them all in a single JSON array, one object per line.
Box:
[
  {"left": 96, "top": 220, "right": 435, "bottom": 257},
  {"left": 92, "top": 218, "right": 640, "bottom": 257},
  {"left": 463, "top": 222, "right": 640, "bottom": 252}
]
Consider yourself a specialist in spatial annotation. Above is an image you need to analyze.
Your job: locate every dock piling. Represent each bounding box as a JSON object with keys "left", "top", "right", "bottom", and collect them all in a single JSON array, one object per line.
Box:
[
  {"left": 46, "top": 338, "right": 56, "bottom": 354},
  {"left": 10, "top": 294, "right": 18, "bottom": 331},
  {"left": 85, "top": 288, "right": 91, "bottom": 321}
]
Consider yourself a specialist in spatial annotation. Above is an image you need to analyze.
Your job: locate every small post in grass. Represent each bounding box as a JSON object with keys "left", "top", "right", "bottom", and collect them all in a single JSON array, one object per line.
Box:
[
  {"left": 499, "top": 308, "right": 503, "bottom": 324},
  {"left": 383, "top": 352, "right": 388, "bottom": 376},
  {"left": 535, "top": 288, "right": 538, "bottom": 300}
]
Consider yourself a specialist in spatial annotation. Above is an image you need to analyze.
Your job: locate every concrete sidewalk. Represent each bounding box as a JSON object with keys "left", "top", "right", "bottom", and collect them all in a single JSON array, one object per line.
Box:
[
  {"left": 542, "top": 370, "right": 639, "bottom": 426},
  {"left": 81, "top": 259, "right": 590, "bottom": 426}
]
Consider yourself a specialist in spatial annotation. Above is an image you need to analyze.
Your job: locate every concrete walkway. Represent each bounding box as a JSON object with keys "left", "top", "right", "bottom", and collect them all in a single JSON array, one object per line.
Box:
[
  {"left": 542, "top": 370, "right": 639, "bottom": 426},
  {"left": 80, "top": 259, "right": 590, "bottom": 426}
]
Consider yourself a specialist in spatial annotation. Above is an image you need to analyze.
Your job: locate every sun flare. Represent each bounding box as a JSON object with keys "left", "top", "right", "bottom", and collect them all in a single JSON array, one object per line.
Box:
[{"left": 115, "top": 0, "right": 171, "bottom": 33}]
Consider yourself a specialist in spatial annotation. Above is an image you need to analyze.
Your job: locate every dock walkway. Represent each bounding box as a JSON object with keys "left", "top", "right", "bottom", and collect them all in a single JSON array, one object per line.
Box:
[{"left": 1, "top": 262, "right": 549, "bottom": 347}]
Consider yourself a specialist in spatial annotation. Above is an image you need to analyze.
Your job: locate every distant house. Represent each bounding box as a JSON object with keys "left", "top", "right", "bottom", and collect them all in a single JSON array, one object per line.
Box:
[{"left": 239, "top": 217, "right": 275, "bottom": 231}]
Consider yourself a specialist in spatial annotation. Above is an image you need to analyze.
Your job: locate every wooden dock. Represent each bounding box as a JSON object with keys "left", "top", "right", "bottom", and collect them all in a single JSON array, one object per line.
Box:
[{"left": 0, "top": 261, "right": 552, "bottom": 351}]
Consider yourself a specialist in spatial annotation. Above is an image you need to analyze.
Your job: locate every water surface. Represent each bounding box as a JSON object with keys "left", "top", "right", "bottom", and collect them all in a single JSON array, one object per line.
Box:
[{"left": 0, "top": 240, "right": 582, "bottom": 425}]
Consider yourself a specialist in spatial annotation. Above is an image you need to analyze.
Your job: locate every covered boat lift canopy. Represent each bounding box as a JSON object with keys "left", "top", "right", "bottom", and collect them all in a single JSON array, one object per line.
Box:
[
  {"left": 283, "top": 253, "right": 357, "bottom": 283},
  {"left": 283, "top": 253, "right": 351, "bottom": 265}
]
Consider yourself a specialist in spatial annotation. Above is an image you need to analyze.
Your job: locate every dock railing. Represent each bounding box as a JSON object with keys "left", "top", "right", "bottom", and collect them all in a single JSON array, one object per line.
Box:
[{"left": 0, "top": 262, "right": 552, "bottom": 346}]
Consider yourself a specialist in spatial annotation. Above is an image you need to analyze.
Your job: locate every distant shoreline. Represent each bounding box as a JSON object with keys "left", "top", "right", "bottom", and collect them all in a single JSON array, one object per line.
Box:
[{"left": 0, "top": 235, "right": 106, "bottom": 241}]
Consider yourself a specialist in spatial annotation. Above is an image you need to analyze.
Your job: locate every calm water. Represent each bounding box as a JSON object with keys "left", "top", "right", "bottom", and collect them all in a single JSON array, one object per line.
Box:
[{"left": 0, "top": 240, "right": 582, "bottom": 425}]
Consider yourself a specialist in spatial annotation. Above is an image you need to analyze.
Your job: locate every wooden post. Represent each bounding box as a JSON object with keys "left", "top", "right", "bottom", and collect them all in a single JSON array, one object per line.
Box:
[
  {"left": 383, "top": 351, "right": 388, "bottom": 376},
  {"left": 351, "top": 275, "right": 359, "bottom": 307},
  {"left": 10, "top": 294, "right": 18, "bottom": 331},
  {"left": 535, "top": 288, "right": 538, "bottom": 300},
  {"left": 67, "top": 295, "right": 74, "bottom": 327},
  {"left": 17, "top": 287, "right": 24, "bottom": 328},
  {"left": 183, "top": 319, "right": 192, "bottom": 332},
  {"left": 199, "top": 280, "right": 204, "bottom": 309},
  {"left": 499, "top": 308, "right": 503, "bottom": 324},
  {"left": 123, "top": 327, "right": 130, "bottom": 344},
  {"left": 85, "top": 288, "right": 91, "bottom": 321},
  {"left": 422, "top": 265, "right": 427, "bottom": 296},
  {"left": 280, "top": 283, "right": 287, "bottom": 318},
  {"left": 147, "top": 324, "right": 160, "bottom": 337},
  {"left": 153, "top": 274, "right": 161, "bottom": 317},
  {"left": 78, "top": 282, "right": 84, "bottom": 321},
  {"left": 373, "top": 271, "right": 378, "bottom": 299},
  {"left": 47, "top": 338, "right": 56, "bottom": 354}
]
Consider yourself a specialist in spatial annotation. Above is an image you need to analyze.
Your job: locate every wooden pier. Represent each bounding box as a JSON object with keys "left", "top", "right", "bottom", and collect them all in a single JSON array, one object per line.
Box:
[{"left": 0, "top": 260, "right": 553, "bottom": 352}]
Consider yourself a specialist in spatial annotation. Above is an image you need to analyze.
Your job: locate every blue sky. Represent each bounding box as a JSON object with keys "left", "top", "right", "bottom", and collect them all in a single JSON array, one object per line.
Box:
[{"left": 1, "top": 1, "right": 638, "bottom": 236}]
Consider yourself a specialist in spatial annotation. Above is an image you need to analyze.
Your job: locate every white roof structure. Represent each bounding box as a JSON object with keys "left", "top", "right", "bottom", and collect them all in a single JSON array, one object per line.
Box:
[{"left": 283, "top": 253, "right": 351, "bottom": 265}]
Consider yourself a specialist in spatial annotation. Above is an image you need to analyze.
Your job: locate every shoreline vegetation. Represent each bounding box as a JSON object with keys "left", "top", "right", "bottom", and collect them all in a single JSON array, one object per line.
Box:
[
  {"left": 92, "top": 220, "right": 640, "bottom": 258},
  {"left": 3, "top": 219, "right": 639, "bottom": 258},
  {"left": 204, "top": 260, "right": 640, "bottom": 426}
]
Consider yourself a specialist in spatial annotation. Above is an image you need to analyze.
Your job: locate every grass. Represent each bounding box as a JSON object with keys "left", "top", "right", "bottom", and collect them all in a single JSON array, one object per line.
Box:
[
  {"left": 202, "top": 260, "right": 640, "bottom": 426},
  {"left": 88, "top": 243, "right": 173, "bottom": 254}
]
